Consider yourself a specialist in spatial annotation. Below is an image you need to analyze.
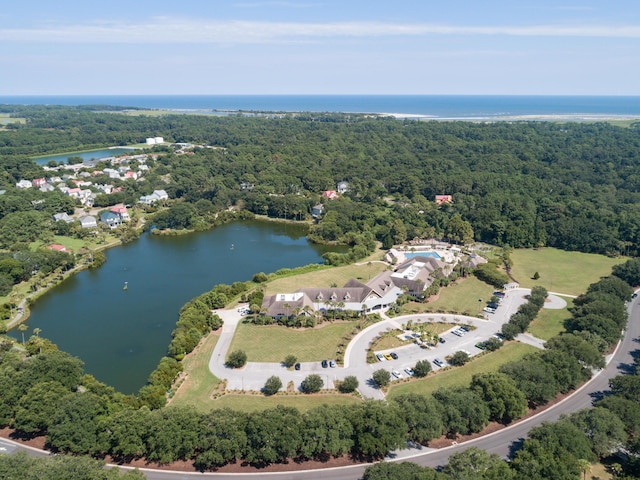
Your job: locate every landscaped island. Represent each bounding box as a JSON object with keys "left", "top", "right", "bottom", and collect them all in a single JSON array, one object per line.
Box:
[{"left": 1, "top": 105, "right": 640, "bottom": 478}]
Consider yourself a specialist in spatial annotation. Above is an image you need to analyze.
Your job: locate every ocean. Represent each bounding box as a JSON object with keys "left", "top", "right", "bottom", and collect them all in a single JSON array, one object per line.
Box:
[{"left": 1, "top": 95, "right": 640, "bottom": 120}]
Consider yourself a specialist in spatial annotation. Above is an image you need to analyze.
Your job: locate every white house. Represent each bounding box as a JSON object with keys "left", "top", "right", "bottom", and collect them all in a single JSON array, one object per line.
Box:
[
  {"left": 139, "top": 189, "right": 169, "bottom": 205},
  {"left": 16, "top": 180, "right": 32, "bottom": 189}
]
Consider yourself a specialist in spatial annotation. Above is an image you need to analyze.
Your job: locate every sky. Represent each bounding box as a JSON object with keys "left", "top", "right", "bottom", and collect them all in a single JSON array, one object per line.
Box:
[{"left": 1, "top": 0, "right": 639, "bottom": 95}]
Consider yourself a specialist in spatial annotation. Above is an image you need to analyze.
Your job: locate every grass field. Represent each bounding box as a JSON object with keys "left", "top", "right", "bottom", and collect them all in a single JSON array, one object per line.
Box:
[
  {"left": 209, "top": 392, "right": 361, "bottom": 413},
  {"left": 386, "top": 342, "right": 537, "bottom": 400},
  {"left": 228, "top": 321, "right": 358, "bottom": 362},
  {"left": 168, "top": 333, "right": 221, "bottom": 412},
  {"left": 510, "top": 248, "right": 626, "bottom": 296},
  {"left": 528, "top": 299, "right": 573, "bottom": 341},
  {"left": 265, "top": 262, "right": 388, "bottom": 295},
  {"left": 401, "top": 277, "right": 494, "bottom": 316}
]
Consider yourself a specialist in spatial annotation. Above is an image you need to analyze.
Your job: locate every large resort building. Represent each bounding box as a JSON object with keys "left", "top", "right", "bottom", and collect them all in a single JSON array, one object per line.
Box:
[{"left": 261, "top": 247, "right": 486, "bottom": 319}]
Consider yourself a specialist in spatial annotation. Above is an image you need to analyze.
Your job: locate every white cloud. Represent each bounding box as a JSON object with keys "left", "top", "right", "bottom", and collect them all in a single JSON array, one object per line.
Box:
[{"left": 2, "top": 18, "right": 640, "bottom": 44}]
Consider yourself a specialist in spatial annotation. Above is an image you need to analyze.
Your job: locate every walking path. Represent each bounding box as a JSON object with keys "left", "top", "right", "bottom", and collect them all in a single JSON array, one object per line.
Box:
[{"left": 207, "top": 288, "right": 559, "bottom": 398}]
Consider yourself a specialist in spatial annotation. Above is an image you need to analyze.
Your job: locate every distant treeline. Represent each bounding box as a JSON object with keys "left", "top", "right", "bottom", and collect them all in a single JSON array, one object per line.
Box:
[{"left": 1, "top": 106, "right": 640, "bottom": 257}]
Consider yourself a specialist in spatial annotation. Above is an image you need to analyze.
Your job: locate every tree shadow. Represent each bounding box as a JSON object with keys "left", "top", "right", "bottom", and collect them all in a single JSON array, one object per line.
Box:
[{"left": 507, "top": 437, "right": 526, "bottom": 459}]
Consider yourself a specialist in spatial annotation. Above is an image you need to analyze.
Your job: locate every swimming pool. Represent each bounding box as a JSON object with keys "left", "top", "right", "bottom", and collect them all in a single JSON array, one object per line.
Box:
[{"left": 404, "top": 251, "right": 441, "bottom": 259}]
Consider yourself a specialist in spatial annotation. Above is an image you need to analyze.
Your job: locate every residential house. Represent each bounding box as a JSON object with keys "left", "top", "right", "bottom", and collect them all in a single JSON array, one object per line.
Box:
[
  {"left": 322, "top": 190, "right": 339, "bottom": 200},
  {"left": 124, "top": 171, "right": 138, "bottom": 180},
  {"left": 79, "top": 215, "right": 98, "bottom": 229},
  {"left": 16, "top": 180, "right": 32, "bottom": 189},
  {"left": 337, "top": 181, "right": 350, "bottom": 194},
  {"left": 110, "top": 206, "right": 130, "bottom": 221},
  {"left": 139, "top": 189, "right": 169, "bottom": 205},
  {"left": 311, "top": 203, "right": 324, "bottom": 218},
  {"left": 39, "top": 183, "right": 55, "bottom": 192},
  {"left": 67, "top": 188, "right": 82, "bottom": 198},
  {"left": 100, "top": 211, "right": 122, "bottom": 228},
  {"left": 32, "top": 178, "right": 47, "bottom": 188},
  {"left": 47, "top": 244, "right": 67, "bottom": 252},
  {"left": 53, "top": 213, "right": 74, "bottom": 223},
  {"left": 435, "top": 194, "right": 453, "bottom": 205}
]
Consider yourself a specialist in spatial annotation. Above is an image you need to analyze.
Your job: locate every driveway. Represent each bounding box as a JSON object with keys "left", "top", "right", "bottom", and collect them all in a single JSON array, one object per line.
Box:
[{"left": 208, "top": 288, "right": 545, "bottom": 398}]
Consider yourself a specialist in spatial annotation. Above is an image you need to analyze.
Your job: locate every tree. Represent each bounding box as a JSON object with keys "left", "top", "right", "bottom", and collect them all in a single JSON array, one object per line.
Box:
[
  {"left": 413, "top": 359, "right": 432, "bottom": 378},
  {"left": 226, "top": 350, "right": 247, "bottom": 368},
  {"left": 18, "top": 323, "right": 28, "bottom": 345},
  {"left": 301, "top": 374, "right": 324, "bottom": 394},
  {"left": 432, "top": 387, "right": 490, "bottom": 436},
  {"left": 244, "top": 406, "right": 302, "bottom": 465},
  {"left": 442, "top": 447, "right": 514, "bottom": 479},
  {"left": 372, "top": 369, "right": 391, "bottom": 388},
  {"left": 283, "top": 354, "right": 297, "bottom": 368},
  {"left": 392, "top": 394, "right": 444, "bottom": 444},
  {"left": 262, "top": 375, "right": 283, "bottom": 396},
  {"left": 299, "top": 404, "right": 354, "bottom": 460},
  {"left": 195, "top": 408, "right": 248, "bottom": 469},
  {"left": 470, "top": 372, "right": 528, "bottom": 424},
  {"left": 13, "top": 381, "right": 70, "bottom": 434},
  {"left": 338, "top": 375, "right": 359, "bottom": 393},
  {"left": 349, "top": 401, "right": 407, "bottom": 458},
  {"left": 363, "top": 461, "right": 441, "bottom": 480},
  {"left": 569, "top": 407, "right": 628, "bottom": 458},
  {"left": 449, "top": 351, "right": 470, "bottom": 366}
]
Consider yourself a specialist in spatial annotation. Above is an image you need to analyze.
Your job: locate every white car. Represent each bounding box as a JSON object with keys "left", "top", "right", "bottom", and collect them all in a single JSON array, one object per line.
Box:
[
  {"left": 392, "top": 369, "right": 403, "bottom": 379},
  {"left": 404, "top": 368, "right": 415, "bottom": 376}
]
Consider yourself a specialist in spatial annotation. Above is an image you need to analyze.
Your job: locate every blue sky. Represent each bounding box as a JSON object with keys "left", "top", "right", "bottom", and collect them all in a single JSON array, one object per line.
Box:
[{"left": 1, "top": 0, "right": 639, "bottom": 95}]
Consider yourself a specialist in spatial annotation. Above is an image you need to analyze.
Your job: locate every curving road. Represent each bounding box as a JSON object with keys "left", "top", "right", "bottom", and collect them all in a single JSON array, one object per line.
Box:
[
  {"left": 3, "top": 293, "right": 636, "bottom": 480},
  {"left": 132, "top": 295, "right": 640, "bottom": 479}
]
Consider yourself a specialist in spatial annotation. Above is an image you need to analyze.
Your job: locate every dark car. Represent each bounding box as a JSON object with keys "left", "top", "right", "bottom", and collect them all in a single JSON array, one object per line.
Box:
[
  {"left": 439, "top": 337, "right": 446, "bottom": 343},
  {"left": 294, "top": 363, "right": 301, "bottom": 370},
  {"left": 390, "top": 352, "right": 398, "bottom": 360},
  {"left": 321, "top": 360, "right": 328, "bottom": 368}
]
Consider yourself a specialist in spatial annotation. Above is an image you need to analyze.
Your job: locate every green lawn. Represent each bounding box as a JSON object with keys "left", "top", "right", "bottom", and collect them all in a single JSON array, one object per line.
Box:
[
  {"left": 401, "top": 277, "right": 494, "bottom": 316},
  {"left": 228, "top": 321, "right": 357, "bottom": 362},
  {"left": 387, "top": 342, "right": 537, "bottom": 399},
  {"left": 210, "top": 393, "right": 361, "bottom": 413},
  {"left": 510, "top": 248, "right": 626, "bottom": 296},
  {"left": 265, "top": 262, "right": 388, "bottom": 296},
  {"left": 528, "top": 299, "right": 573, "bottom": 341},
  {"left": 169, "top": 333, "right": 221, "bottom": 412}
]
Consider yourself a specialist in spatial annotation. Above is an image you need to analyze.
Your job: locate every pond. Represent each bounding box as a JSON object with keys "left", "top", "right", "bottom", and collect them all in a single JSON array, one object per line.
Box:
[
  {"left": 33, "top": 147, "right": 138, "bottom": 165},
  {"left": 21, "top": 220, "right": 340, "bottom": 393}
]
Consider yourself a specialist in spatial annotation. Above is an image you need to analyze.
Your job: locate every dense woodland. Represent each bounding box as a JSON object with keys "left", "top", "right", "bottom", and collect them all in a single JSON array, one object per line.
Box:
[
  {"left": 1, "top": 106, "right": 640, "bottom": 258},
  {"left": 2, "top": 106, "right": 640, "bottom": 477}
]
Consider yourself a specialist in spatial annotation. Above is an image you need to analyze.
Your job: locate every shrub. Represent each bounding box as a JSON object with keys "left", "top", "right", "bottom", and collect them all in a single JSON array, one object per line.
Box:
[
  {"left": 449, "top": 351, "right": 470, "bottom": 366},
  {"left": 338, "top": 375, "right": 359, "bottom": 393},
  {"left": 283, "top": 355, "right": 297, "bottom": 368},
  {"left": 262, "top": 376, "right": 282, "bottom": 396},
  {"left": 372, "top": 369, "right": 391, "bottom": 387},
  {"left": 413, "top": 359, "right": 432, "bottom": 377},
  {"left": 226, "top": 350, "right": 247, "bottom": 368},
  {"left": 301, "top": 374, "right": 324, "bottom": 393}
]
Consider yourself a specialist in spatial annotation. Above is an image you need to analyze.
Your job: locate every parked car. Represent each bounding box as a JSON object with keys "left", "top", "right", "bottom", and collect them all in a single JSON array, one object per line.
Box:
[
  {"left": 390, "top": 352, "right": 398, "bottom": 360},
  {"left": 321, "top": 360, "right": 328, "bottom": 368},
  {"left": 459, "top": 326, "right": 470, "bottom": 332},
  {"left": 439, "top": 337, "right": 446, "bottom": 343},
  {"left": 392, "top": 369, "right": 403, "bottom": 379},
  {"left": 404, "top": 368, "right": 415, "bottom": 376},
  {"left": 433, "top": 358, "right": 444, "bottom": 367},
  {"left": 329, "top": 360, "right": 336, "bottom": 368},
  {"left": 384, "top": 353, "right": 393, "bottom": 361},
  {"left": 294, "top": 362, "right": 301, "bottom": 370},
  {"left": 376, "top": 353, "right": 385, "bottom": 361},
  {"left": 475, "top": 342, "right": 487, "bottom": 350}
]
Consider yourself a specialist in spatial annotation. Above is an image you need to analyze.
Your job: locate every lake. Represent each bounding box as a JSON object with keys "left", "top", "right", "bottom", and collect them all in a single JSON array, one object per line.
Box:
[
  {"left": 22, "top": 220, "right": 338, "bottom": 393},
  {"left": 33, "top": 147, "right": 138, "bottom": 166}
]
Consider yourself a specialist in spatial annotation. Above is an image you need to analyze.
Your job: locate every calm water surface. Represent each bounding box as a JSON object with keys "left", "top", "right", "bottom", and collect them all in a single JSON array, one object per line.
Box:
[
  {"left": 33, "top": 147, "right": 138, "bottom": 165},
  {"left": 24, "top": 220, "right": 336, "bottom": 393}
]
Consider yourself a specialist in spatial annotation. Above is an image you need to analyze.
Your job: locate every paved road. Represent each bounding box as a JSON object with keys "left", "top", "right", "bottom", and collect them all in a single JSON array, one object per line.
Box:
[
  {"left": 126, "top": 295, "right": 640, "bottom": 479},
  {"left": 206, "top": 289, "right": 536, "bottom": 398},
  {"left": 4, "top": 288, "right": 630, "bottom": 480}
]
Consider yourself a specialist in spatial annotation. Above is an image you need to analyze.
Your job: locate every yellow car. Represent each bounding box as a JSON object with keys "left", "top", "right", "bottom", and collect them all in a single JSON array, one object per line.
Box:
[{"left": 384, "top": 353, "right": 393, "bottom": 361}]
